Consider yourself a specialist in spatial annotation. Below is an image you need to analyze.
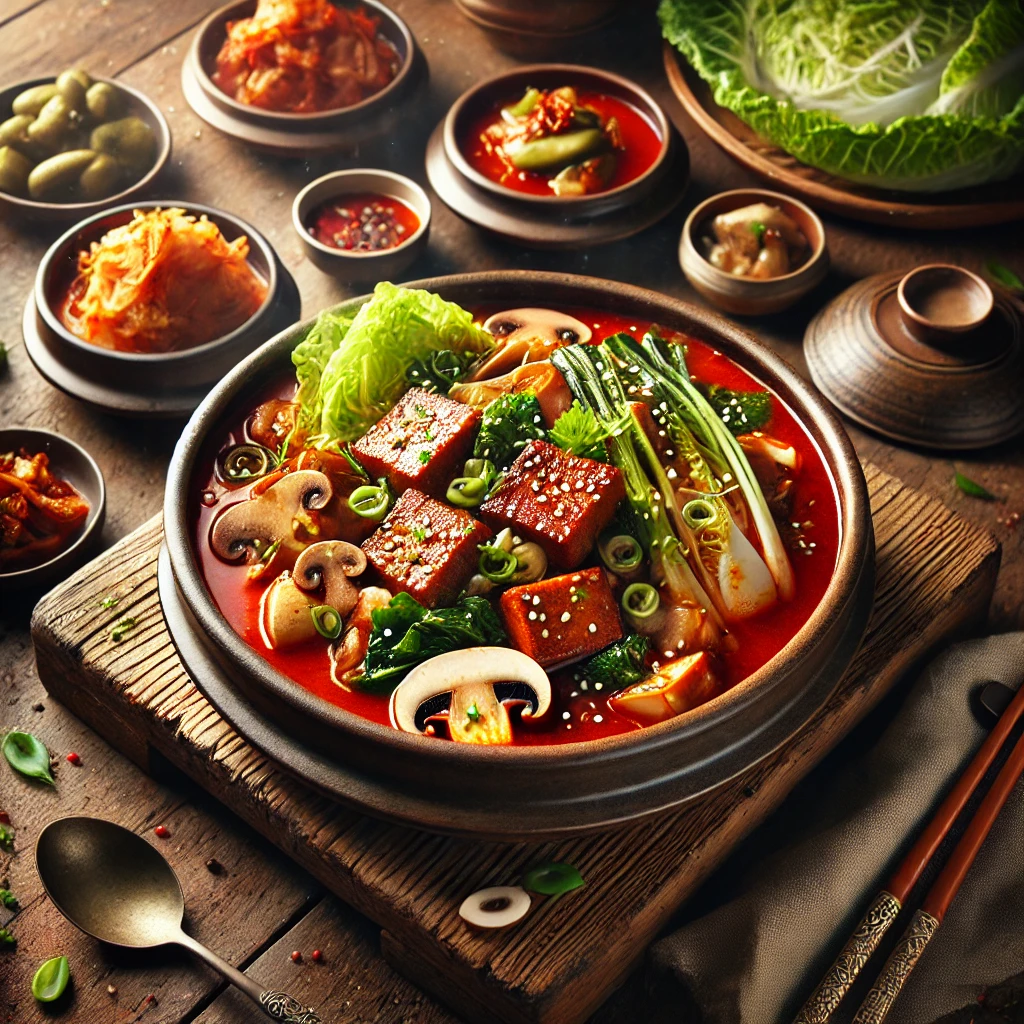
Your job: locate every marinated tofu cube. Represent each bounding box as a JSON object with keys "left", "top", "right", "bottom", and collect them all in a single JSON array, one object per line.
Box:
[
  {"left": 500, "top": 566, "right": 622, "bottom": 669},
  {"left": 480, "top": 440, "right": 625, "bottom": 569},
  {"left": 351, "top": 388, "right": 481, "bottom": 498},
  {"left": 362, "top": 488, "right": 491, "bottom": 607}
]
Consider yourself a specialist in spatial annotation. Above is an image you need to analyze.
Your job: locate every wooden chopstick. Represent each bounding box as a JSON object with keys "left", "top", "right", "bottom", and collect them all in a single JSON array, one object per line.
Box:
[
  {"left": 793, "top": 681, "right": 1024, "bottom": 1024},
  {"left": 851, "top": 721, "right": 1024, "bottom": 1023}
]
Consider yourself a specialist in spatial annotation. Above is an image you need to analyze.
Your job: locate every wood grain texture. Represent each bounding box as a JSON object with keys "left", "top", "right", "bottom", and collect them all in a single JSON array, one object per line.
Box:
[
  {"left": 662, "top": 45, "right": 1024, "bottom": 230},
  {"left": 29, "top": 463, "right": 999, "bottom": 1024}
]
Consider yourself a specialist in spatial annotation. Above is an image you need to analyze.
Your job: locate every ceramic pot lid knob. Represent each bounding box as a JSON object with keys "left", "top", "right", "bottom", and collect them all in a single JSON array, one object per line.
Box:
[{"left": 896, "top": 263, "right": 994, "bottom": 350}]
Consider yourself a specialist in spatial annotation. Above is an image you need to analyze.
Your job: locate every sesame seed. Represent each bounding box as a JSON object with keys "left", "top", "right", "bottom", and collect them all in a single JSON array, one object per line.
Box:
[
  {"left": 594, "top": 715, "right": 604, "bottom": 724},
  {"left": 561, "top": 611, "right": 571, "bottom": 622},
  {"left": 541, "top": 629, "right": 549, "bottom": 638},
  {"left": 562, "top": 711, "right": 571, "bottom": 721},
  {"left": 588, "top": 623, "right": 597, "bottom": 633}
]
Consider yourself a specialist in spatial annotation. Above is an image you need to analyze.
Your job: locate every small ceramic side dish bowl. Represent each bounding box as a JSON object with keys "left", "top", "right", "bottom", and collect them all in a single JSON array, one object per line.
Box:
[
  {"left": 0, "top": 74, "right": 171, "bottom": 223},
  {"left": 292, "top": 169, "right": 431, "bottom": 281},
  {"left": 24, "top": 200, "right": 301, "bottom": 419},
  {"left": 680, "top": 189, "right": 828, "bottom": 316},
  {"left": 443, "top": 63, "right": 673, "bottom": 218},
  {"left": 183, "top": 0, "right": 416, "bottom": 155},
  {"left": 0, "top": 427, "right": 105, "bottom": 594}
]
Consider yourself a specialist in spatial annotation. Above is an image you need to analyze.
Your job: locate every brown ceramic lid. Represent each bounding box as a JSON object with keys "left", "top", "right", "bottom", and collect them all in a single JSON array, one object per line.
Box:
[{"left": 804, "top": 264, "right": 1024, "bottom": 450}]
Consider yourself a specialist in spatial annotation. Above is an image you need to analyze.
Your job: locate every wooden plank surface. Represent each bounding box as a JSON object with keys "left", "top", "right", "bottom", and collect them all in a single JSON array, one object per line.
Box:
[
  {"left": 26, "top": 463, "right": 1000, "bottom": 1024},
  {"left": 1, "top": 0, "right": 1022, "bottom": 1021}
]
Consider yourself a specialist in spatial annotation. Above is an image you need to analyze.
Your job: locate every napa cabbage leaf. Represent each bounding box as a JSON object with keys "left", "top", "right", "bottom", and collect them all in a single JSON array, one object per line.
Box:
[{"left": 659, "top": 0, "right": 1024, "bottom": 192}]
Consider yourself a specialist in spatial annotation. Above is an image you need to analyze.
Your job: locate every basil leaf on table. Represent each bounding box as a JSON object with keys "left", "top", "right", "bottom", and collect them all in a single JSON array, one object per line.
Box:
[
  {"left": 955, "top": 471, "right": 999, "bottom": 501},
  {"left": 32, "top": 955, "right": 70, "bottom": 1002},
  {"left": 986, "top": 261, "right": 1024, "bottom": 292},
  {"left": 523, "top": 861, "right": 585, "bottom": 901},
  {"left": 2, "top": 730, "right": 55, "bottom": 785}
]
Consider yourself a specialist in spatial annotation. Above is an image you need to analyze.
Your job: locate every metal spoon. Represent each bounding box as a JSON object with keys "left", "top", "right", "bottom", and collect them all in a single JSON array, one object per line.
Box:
[{"left": 35, "top": 816, "right": 323, "bottom": 1023}]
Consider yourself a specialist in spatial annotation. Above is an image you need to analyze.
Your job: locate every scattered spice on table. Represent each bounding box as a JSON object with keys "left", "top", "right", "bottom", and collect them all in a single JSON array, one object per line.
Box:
[
  {"left": 111, "top": 617, "right": 139, "bottom": 643},
  {"left": 66, "top": 751, "right": 81, "bottom": 766},
  {"left": 205, "top": 857, "right": 224, "bottom": 874},
  {"left": 98, "top": 595, "right": 119, "bottom": 609},
  {"left": 954, "top": 470, "right": 1000, "bottom": 501},
  {"left": 0, "top": 824, "right": 12, "bottom": 850},
  {"left": 291, "top": 950, "right": 302, "bottom": 962},
  {"left": 0, "top": 810, "right": 8, "bottom": 823},
  {"left": 107, "top": 984, "right": 117, "bottom": 996},
  {"left": 0, "top": 927, "right": 15, "bottom": 948},
  {"left": 305, "top": 193, "right": 420, "bottom": 253},
  {"left": 312, "top": 949, "right": 323, "bottom": 963},
  {"left": 0, "top": 888, "right": 16, "bottom": 909},
  {"left": 31, "top": 703, "right": 44, "bottom": 712},
  {"left": 153, "top": 825, "right": 170, "bottom": 839}
]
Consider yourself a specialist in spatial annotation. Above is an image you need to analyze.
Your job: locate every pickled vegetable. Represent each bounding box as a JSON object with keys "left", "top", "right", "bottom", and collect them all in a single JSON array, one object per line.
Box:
[
  {"left": 12, "top": 84, "right": 58, "bottom": 117},
  {"left": 85, "top": 82, "right": 123, "bottom": 121},
  {"left": 26, "top": 95, "right": 73, "bottom": 151},
  {"left": 0, "top": 115, "right": 33, "bottom": 150},
  {"left": 90, "top": 116, "right": 155, "bottom": 172},
  {"left": 28, "top": 149, "right": 97, "bottom": 200},
  {"left": 78, "top": 153, "right": 121, "bottom": 201},
  {"left": 0, "top": 146, "right": 32, "bottom": 197}
]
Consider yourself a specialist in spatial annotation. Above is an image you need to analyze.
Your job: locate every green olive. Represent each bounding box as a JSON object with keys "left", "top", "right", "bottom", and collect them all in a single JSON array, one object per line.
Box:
[
  {"left": 85, "top": 82, "right": 124, "bottom": 122},
  {"left": 0, "top": 146, "right": 33, "bottom": 197},
  {"left": 90, "top": 116, "right": 155, "bottom": 173},
  {"left": 63, "top": 68, "right": 92, "bottom": 91},
  {"left": 26, "top": 95, "right": 73, "bottom": 152},
  {"left": 78, "top": 152, "right": 122, "bottom": 200},
  {"left": 28, "top": 149, "right": 96, "bottom": 201},
  {"left": 12, "top": 83, "right": 58, "bottom": 117},
  {"left": 0, "top": 114, "right": 34, "bottom": 151},
  {"left": 509, "top": 129, "right": 607, "bottom": 173},
  {"left": 55, "top": 70, "right": 87, "bottom": 114}
]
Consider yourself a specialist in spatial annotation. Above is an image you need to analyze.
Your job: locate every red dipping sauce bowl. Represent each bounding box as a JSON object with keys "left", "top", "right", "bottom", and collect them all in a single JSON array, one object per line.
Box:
[
  {"left": 292, "top": 169, "right": 431, "bottom": 281},
  {"left": 444, "top": 63, "right": 673, "bottom": 217}
]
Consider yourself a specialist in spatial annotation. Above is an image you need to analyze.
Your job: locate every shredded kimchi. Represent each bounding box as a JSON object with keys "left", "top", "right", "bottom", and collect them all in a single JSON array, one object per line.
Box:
[
  {"left": 212, "top": 0, "right": 399, "bottom": 114},
  {"left": 0, "top": 450, "right": 90, "bottom": 571},
  {"left": 61, "top": 208, "right": 268, "bottom": 354}
]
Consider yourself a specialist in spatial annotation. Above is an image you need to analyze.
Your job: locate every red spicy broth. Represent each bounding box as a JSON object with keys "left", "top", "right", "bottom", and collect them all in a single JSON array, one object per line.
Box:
[
  {"left": 193, "top": 311, "right": 840, "bottom": 746},
  {"left": 463, "top": 91, "right": 663, "bottom": 198},
  {"left": 304, "top": 192, "right": 421, "bottom": 253}
]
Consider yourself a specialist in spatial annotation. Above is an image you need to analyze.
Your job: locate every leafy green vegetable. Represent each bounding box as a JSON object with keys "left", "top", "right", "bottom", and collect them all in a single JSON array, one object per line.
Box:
[
  {"left": 32, "top": 955, "right": 70, "bottom": 1003},
  {"left": 548, "top": 401, "right": 609, "bottom": 460},
  {"left": 699, "top": 383, "right": 773, "bottom": 436},
  {"left": 406, "top": 349, "right": 479, "bottom": 393},
  {"left": 0, "top": 824, "right": 12, "bottom": 850},
  {"left": 579, "top": 635, "right": 651, "bottom": 689},
  {"left": 2, "top": 730, "right": 55, "bottom": 786},
  {"left": 111, "top": 617, "right": 138, "bottom": 643},
  {"left": 659, "top": 0, "right": 1024, "bottom": 192},
  {"left": 473, "top": 391, "right": 546, "bottom": 471},
  {"left": 0, "top": 889, "right": 17, "bottom": 909},
  {"left": 955, "top": 470, "right": 999, "bottom": 500},
  {"left": 986, "top": 260, "right": 1024, "bottom": 291},
  {"left": 296, "top": 284, "right": 494, "bottom": 443},
  {"left": 0, "top": 928, "right": 14, "bottom": 948},
  {"left": 522, "top": 862, "right": 585, "bottom": 900},
  {"left": 357, "top": 593, "right": 507, "bottom": 692},
  {"left": 98, "top": 595, "right": 119, "bottom": 609}
]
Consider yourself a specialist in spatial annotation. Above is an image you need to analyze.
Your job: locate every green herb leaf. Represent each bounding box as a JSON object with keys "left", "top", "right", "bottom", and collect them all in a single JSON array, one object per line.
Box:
[
  {"left": 955, "top": 471, "right": 999, "bottom": 501},
  {"left": 418, "top": 449, "right": 432, "bottom": 465},
  {"left": 0, "top": 342, "right": 7, "bottom": 372},
  {"left": 98, "top": 596, "right": 119, "bottom": 609},
  {"left": 0, "top": 927, "right": 15, "bottom": 948},
  {"left": 698, "top": 383, "right": 773, "bottom": 436},
  {"left": 111, "top": 617, "right": 139, "bottom": 643},
  {"left": 466, "top": 703, "right": 481, "bottom": 723},
  {"left": 579, "top": 635, "right": 651, "bottom": 689},
  {"left": 406, "top": 348, "right": 478, "bottom": 394},
  {"left": 0, "top": 824, "right": 12, "bottom": 850},
  {"left": 751, "top": 221, "right": 766, "bottom": 244},
  {"left": 986, "top": 260, "right": 1024, "bottom": 292},
  {"left": 549, "top": 401, "right": 609, "bottom": 461},
  {"left": 522, "top": 861, "right": 585, "bottom": 900},
  {"left": 473, "top": 391, "right": 546, "bottom": 472},
  {"left": 0, "top": 889, "right": 17, "bottom": 909},
  {"left": 32, "top": 955, "right": 70, "bottom": 1003},
  {"left": 2, "top": 731, "right": 55, "bottom": 786}
]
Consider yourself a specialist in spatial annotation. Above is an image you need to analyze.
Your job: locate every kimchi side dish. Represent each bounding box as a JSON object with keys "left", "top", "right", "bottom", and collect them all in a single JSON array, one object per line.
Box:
[
  {"left": 195, "top": 284, "right": 838, "bottom": 747},
  {"left": 1, "top": 450, "right": 90, "bottom": 571},
  {"left": 59, "top": 208, "right": 268, "bottom": 354},
  {"left": 212, "top": 0, "right": 400, "bottom": 114}
]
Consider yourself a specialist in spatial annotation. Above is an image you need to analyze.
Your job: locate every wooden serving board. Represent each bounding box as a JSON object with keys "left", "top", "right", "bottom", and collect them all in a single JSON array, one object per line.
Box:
[{"left": 31, "top": 463, "right": 999, "bottom": 1024}]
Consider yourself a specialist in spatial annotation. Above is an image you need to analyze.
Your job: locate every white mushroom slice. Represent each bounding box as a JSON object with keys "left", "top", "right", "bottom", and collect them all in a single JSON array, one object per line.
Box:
[
  {"left": 389, "top": 646, "right": 552, "bottom": 743},
  {"left": 459, "top": 886, "right": 532, "bottom": 929},
  {"left": 259, "top": 573, "right": 317, "bottom": 650},
  {"left": 468, "top": 308, "right": 592, "bottom": 381},
  {"left": 293, "top": 540, "right": 367, "bottom": 620},
  {"left": 210, "top": 470, "right": 332, "bottom": 565}
]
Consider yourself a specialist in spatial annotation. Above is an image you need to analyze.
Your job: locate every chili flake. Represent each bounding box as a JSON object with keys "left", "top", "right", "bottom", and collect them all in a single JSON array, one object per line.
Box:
[{"left": 305, "top": 193, "right": 420, "bottom": 253}]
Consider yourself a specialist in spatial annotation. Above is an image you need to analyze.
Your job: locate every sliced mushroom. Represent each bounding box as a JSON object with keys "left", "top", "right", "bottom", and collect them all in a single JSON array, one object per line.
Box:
[
  {"left": 331, "top": 585, "right": 393, "bottom": 686},
  {"left": 468, "top": 309, "right": 592, "bottom": 381},
  {"left": 293, "top": 540, "right": 367, "bottom": 620},
  {"left": 389, "top": 646, "right": 552, "bottom": 745},
  {"left": 259, "top": 572, "right": 318, "bottom": 650},
  {"left": 210, "top": 470, "right": 332, "bottom": 565},
  {"left": 450, "top": 361, "right": 572, "bottom": 426}
]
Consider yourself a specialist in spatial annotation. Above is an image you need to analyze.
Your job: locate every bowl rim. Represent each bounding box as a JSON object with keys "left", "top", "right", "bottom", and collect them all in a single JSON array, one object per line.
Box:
[
  {"left": 291, "top": 168, "right": 432, "bottom": 261},
  {"left": 0, "top": 427, "right": 106, "bottom": 583},
  {"left": 0, "top": 75, "right": 171, "bottom": 214},
  {"left": 190, "top": 0, "right": 415, "bottom": 126},
  {"left": 681, "top": 188, "right": 828, "bottom": 288},
  {"left": 163, "top": 270, "right": 870, "bottom": 769},
  {"left": 442, "top": 63, "right": 672, "bottom": 208},
  {"left": 34, "top": 200, "right": 282, "bottom": 364}
]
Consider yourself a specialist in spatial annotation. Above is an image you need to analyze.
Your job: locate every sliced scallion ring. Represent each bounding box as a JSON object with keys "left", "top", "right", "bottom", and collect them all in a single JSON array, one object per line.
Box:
[
  {"left": 310, "top": 604, "right": 343, "bottom": 640},
  {"left": 682, "top": 498, "right": 718, "bottom": 531},
  {"left": 622, "top": 582, "right": 660, "bottom": 619},
  {"left": 447, "top": 476, "right": 488, "bottom": 508},
  {"left": 220, "top": 443, "right": 275, "bottom": 483},
  {"left": 348, "top": 479, "right": 390, "bottom": 521},
  {"left": 599, "top": 534, "right": 643, "bottom": 573},
  {"left": 478, "top": 543, "right": 518, "bottom": 584}
]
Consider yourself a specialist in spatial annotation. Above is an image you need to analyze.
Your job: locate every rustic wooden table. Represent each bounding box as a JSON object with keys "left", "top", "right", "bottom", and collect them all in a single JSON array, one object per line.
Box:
[{"left": 1, "top": 2, "right": 1022, "bottom": 1022}]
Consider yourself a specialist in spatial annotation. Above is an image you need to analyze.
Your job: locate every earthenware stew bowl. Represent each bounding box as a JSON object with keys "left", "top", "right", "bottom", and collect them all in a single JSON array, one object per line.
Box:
[
  {"left": 161, "top": 271, "right": 873, "bottom": 840},
  {"left": 25, "top": 200, "right": 300, "bottom": 418},
  {"left": 443, "top": 64, "right": 674, "bottom": 218}
]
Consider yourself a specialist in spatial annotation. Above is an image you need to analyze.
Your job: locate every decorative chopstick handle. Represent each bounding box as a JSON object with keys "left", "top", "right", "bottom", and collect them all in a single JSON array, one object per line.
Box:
[
  {"left": 851, "top": 909, "right": 940, "bottom": 1024},
  {"left": 259, "top": 990, "right": 323, "bottom": 1023},
  {"left": 793, "top": 891, "right": 902, "bottom": 1023}
]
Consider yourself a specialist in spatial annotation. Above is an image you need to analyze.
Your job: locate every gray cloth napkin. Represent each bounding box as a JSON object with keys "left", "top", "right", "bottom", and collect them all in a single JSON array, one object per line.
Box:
[{"left": 651, "top": 633, "right": 1024, "bottom": 1024}]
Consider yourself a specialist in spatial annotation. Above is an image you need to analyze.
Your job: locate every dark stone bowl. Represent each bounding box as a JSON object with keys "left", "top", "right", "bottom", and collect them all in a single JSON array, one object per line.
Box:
[{"left": 161, "top": 271, "right": 874, "bottom": 840}]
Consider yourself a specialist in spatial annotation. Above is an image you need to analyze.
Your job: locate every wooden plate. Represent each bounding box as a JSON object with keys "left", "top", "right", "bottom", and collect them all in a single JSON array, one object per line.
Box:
[{"left": 662, "top": 44, "right": 1024, "bottom": 230}]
